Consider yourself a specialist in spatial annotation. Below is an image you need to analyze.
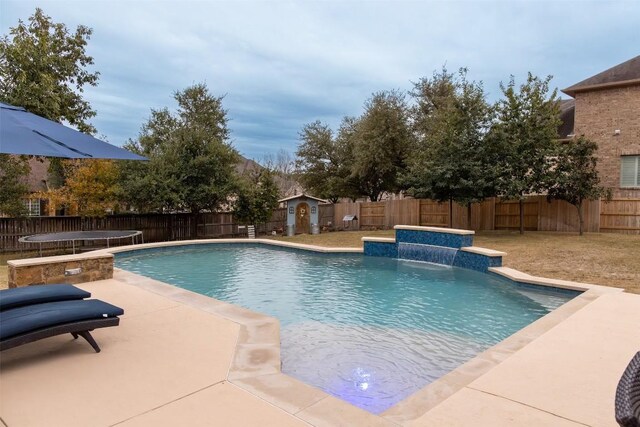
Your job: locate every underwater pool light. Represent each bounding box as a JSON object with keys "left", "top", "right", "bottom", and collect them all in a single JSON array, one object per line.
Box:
[{"left": 352, "top": 367, "right": 374, "bottom": 391}]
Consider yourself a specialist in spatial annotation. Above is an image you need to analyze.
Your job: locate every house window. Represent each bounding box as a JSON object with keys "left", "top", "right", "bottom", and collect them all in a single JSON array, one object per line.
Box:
[
  {"left": 621, "top": 156, "right": 640, "bottom": 187},
  {"left": 23, "top": 199, "right": 41, "bottom": 216}
]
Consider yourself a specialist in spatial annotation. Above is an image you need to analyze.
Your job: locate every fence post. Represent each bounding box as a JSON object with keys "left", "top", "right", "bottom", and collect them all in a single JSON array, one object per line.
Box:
[
  {"left": 492, "top": 198, "right": 498, "bottom": 231},
  {"left": 537, "top": 196, "right": 542, "bottom": 231},
  {"left": 449, "top": 199, "right": 453, "bottom": 228}
]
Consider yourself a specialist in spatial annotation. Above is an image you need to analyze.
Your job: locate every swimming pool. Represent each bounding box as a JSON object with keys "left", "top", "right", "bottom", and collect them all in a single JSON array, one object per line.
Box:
[{"left": 116, "top": 243, "right": 578, "bottom": 413}]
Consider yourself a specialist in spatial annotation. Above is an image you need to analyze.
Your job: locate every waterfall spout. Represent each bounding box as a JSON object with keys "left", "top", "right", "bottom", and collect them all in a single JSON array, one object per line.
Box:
[{"left": 397, "top": 243, "right": 459, "bottom": 266}]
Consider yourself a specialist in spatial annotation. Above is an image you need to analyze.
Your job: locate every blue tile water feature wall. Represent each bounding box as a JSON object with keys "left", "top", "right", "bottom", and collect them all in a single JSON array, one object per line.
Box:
[
  {"left": 363, "top": 227, "right": 502, "bottom": 272},
  {"left": 363, "top": 241, "right": 398, "bottom": 258},
  {"left": 395, "top": 228, "right": 473, "bottom": 248},
  {"left": 452, "top": 249, "right": 502, "bottom": 272}
]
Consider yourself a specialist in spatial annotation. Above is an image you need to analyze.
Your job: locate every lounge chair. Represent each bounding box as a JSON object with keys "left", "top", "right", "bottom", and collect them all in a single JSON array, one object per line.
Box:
[
  {"left": 0, "top": 284, "right": 123, "bottom": 353},
  {"left": 616, "top": 351, "right": 640, "bottom": 427},
  {"left": 0, "top": 284, "right": 91, "bottom": 311}
]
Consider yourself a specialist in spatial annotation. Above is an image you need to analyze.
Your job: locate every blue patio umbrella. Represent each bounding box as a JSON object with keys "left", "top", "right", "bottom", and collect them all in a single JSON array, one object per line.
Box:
[{"left": 0, "top": 102, "right": 146, "bottom": 160}]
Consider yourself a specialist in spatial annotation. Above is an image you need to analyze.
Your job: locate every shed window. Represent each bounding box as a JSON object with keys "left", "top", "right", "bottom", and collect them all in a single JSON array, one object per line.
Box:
[{"left": 621, "top": 156, "right": 640, "bottom": 187}]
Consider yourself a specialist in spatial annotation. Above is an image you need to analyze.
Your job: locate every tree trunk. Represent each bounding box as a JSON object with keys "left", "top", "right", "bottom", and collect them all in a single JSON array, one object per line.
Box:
[
  {"left": 449, "top": 198, "right": 453, "bottom": 228},
  {"left": 577, "top": 202, "right": 584, "bottom": 236},
  {"left": 467, "top": 203, "right": 472, "bottom": 230},
  {"left": 519, "top": 198, "right": 525, "bottom": 235}
]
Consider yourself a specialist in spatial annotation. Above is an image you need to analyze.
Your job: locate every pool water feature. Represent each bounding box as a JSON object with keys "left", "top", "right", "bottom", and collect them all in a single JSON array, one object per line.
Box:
[
  {"left": 398, "top": 242, "right": 459, "bottom": 265},
  {"left": 116, "top": 244, "right": 578, "bottom": 414}
]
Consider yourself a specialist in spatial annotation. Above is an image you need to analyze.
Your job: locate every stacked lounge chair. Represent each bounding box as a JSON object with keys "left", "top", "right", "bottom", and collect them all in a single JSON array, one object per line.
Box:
[
  {"left": 616, "top": 351, "right": 640, "bottom": 427},
  {"left": 0, "top": 284, "right": 123, "bottom": 353}
]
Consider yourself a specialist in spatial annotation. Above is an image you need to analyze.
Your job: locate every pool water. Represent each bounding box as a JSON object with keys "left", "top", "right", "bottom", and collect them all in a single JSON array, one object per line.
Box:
[{"left": 116, "top": 244, "right": 577, "bottom": 413}]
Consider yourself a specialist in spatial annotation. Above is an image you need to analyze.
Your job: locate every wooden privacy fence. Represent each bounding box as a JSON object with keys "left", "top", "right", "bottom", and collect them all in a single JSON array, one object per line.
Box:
[
  {"left": 0, "top": 204, "right": 336, "bottom": 253},
  {"left": 494, "top": 199, "right": 540, "bottom": 231},
  {"left": 334, "top": 197, "right": 640, "bottom": 234},
  {"left": 600, "top": 198, "right": 640, "bottom": 233},
  {"left": 419, "top": 200, "right": 449, "bottom": 227},
  {"left": 0, "top": 213, "right": 195, "bottom": 253},
  {"left": 1, "top": 198, "right": 637, "bottom": 252}
]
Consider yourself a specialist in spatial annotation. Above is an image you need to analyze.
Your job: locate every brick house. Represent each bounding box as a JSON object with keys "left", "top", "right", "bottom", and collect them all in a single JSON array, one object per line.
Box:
[
  {"left": 561, "top": 55, "right": 640, "bottom": 198},
  {"left": 20, "top": 158, "right": 51, "bottom": 216}
]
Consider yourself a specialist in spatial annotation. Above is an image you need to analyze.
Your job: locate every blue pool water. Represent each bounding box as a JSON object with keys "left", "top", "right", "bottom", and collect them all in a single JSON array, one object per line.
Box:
[{"left": 116, "top": 244, "right": 577, "bottom": 413}]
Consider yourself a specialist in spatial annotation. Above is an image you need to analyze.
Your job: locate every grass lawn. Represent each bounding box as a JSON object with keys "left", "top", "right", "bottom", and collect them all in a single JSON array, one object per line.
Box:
[
  {"left": 2, "top": 231, "right": 638, "bottom": 294},
  {"left": 269, "top": 230, "right": 640, "bottom": 294}
]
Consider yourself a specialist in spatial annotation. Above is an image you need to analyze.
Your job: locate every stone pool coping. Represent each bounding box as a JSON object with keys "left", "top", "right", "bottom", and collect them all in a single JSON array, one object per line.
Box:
[
  {"left": 362, "top": 236, "right": 397, "bottom": 243},
  {"left": 8, "top": 250, "right": 113, "bottom": 267},
  {"left": 460, "top": 246, "right": 506, "bottom": 257},
  {"left": 97, "top": 238, "right": 365, "bottom": 255},
  {"left": 5, "top": 238, "right": 626, "bottom": 425},
  {"left": 394, "top": 225, "right": 475, "bottom": 235}
]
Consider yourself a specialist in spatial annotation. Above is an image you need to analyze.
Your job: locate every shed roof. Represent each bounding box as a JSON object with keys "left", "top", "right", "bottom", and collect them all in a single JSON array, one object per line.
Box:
[
  {"left": 562, "top": 55, "right": 640, "bottom": 96},
  {"left": 278, "top": 193, "right": 328, "bottom": 203}
]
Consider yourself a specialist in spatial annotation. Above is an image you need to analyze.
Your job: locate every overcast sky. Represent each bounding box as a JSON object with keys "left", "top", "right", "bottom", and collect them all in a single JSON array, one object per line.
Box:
[{"left": 1, "top": 1, "right": 638, "bottom": 161}]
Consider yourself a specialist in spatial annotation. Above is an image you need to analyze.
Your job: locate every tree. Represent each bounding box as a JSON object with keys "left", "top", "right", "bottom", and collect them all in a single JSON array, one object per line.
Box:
[
  {"left": 546, "top": 137, "right": 611, "bottom": 235},
  {"left": 43, "top": 160, "right": 120, "bottom": 217},
  {"left": 351, "top": 90, "right": 412, "bottom": 201},
  {"left": 404, "top": 67, "right": 496, "bottom": 227},
  {"left": 118, "top": 109, "right": 181, "bottom": 213},
  {"left": 119, "top": 83, "right": 239, "bottom": 236},
  {"left": 234, "top": 169, "right": 280, "bottom": 226},
  {"left": 492, "top": 73, "right": 560, "bottom": 234},
  {"left": 334, "top": 116, "right": 365, "bottom": 201},
  {"left": 1, "top": 8, "right": 100, "bottom": 189},
  {"left": 263, "top": 148, "right": 295, "bottom": 176},
  {"left": 0, "top": 155, "right": 30, "bottom": 217},
  {"left": 0, "top": 8, "right": 99, "bottom": 133},
  {"left": 262, "top": 149, "right": 300, "bottom": 198},
  {"left": 295, "top": 121, "right": 345, "bottom": 202}
]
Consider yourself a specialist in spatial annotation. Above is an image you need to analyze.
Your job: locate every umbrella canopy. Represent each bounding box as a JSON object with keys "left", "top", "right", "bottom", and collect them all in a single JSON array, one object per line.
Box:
[{"left": 0, "top": 102, "right": 146, "bottom": 160}]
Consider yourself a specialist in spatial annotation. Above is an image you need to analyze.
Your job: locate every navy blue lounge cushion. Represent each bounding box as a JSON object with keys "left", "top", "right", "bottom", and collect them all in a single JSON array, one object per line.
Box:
[
  {"left": 0, "top": 284, "right": 91, "bottom": 312},
  {"left": 0, "top": 299, "right": 124, "bottom": 340}
]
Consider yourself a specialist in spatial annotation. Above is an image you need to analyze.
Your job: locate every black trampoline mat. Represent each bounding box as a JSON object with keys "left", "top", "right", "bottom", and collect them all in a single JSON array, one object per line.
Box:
[{"left": 20, "top": 230, "right": 141, "bottom": 243}]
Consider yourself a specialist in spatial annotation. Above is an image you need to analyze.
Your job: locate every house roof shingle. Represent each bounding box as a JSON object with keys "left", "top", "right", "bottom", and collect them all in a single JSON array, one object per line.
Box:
[
  {"left": 25, "top": 158, "right": 49, "bottom": 192},
  {"left": 562, "top": 55, "right": 640, "bottom": 96},
  {"left": 557, "top": 99, "right": 575, "bottom": 139}
]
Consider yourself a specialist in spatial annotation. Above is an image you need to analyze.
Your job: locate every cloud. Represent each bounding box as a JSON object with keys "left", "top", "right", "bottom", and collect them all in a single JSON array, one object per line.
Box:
[{"left": 1, "top": 0, "right": 638, "bottom": 159}]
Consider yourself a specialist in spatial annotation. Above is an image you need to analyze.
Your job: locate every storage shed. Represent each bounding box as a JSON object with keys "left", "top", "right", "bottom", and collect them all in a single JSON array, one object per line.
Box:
[{"left": 278, "top": 194, "right": 327, "bottom": 235}]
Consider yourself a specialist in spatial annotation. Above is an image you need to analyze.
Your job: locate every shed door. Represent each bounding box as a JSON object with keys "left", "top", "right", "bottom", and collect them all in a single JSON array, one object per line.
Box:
[{"left": 296, "top": 202, "right": 311, "bottom": 234}]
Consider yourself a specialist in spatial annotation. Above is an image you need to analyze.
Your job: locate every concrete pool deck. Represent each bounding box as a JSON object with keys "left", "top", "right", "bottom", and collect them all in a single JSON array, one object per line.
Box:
[{"left": 1, "top": 266, "right": 639, "bottom": 426}]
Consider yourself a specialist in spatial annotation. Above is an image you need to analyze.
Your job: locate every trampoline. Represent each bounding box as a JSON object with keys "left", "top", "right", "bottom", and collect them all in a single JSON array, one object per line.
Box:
[{"left": 19, "top": 230, "right": 143, "bottom": 256}]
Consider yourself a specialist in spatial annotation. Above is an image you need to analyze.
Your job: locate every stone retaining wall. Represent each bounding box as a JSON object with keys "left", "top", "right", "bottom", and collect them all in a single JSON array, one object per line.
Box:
[{"left": 8, "top": 254, "right": 114, "bottom": 288}]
